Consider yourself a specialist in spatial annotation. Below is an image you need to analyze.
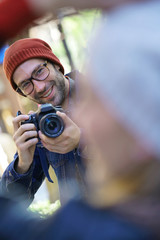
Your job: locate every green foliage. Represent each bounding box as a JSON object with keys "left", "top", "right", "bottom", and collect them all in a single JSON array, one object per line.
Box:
[
  {"left": 28, "top": 200, "right": 61, "bottom": 218},
  {"left": 52, "top": 10, "right": 102, "bottom": 72}
]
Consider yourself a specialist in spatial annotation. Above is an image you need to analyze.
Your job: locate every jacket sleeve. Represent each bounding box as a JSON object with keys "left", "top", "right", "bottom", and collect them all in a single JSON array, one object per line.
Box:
[{"left": 0, "top": 146, "right": 46, "bottom": 206}]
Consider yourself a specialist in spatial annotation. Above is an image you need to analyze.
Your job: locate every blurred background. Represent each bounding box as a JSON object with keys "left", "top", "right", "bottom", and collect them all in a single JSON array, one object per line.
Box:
[{"left": 0, "top": 8, "right": 101, "bottom": 205}]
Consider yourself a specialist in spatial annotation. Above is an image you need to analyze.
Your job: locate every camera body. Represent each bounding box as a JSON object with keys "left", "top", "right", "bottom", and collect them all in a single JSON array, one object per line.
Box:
[{"left": 21, "top": 103, "right": 64, "bottom": 138}]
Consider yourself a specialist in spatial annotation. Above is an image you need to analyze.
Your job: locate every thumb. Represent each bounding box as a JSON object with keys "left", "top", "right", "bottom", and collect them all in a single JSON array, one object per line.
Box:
[{"left": 56, "top": 111, "right": 72, "bottom": 125}]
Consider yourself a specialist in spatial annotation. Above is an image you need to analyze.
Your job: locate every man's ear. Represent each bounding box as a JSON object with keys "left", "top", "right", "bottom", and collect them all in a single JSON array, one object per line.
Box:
[{"left": 54, "top": 65, "right": 60, "bottom": 71}]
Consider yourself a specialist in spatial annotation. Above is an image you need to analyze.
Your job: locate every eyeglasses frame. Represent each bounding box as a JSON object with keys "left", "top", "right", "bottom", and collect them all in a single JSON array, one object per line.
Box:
[{"left": 15, "top": 61, "right": 50, "bottom": 96}]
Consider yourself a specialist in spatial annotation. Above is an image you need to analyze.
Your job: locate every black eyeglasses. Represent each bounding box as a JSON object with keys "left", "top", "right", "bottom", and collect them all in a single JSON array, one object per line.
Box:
[{"left": 16, "top": 61, "right": 50, "bottom": 96}]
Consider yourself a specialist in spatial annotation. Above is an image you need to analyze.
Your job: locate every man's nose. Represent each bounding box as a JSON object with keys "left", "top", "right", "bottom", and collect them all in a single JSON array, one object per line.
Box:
[{"left": 32, "top": 80, "right": 46, "bottom": 92}]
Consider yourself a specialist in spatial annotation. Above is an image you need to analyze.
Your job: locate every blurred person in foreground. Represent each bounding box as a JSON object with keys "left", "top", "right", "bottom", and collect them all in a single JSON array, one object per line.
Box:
[
  {"left": 1, "top": 1, "right": 160, "bottom": 240},
  {"left": 73, "top": 0, "right": 160, "bottom": 237}
]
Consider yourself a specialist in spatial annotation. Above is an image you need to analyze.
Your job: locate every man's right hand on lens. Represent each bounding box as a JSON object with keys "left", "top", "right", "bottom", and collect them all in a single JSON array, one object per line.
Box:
[{"left": 39, "top": 110, "right": 81, "bottom": 154}]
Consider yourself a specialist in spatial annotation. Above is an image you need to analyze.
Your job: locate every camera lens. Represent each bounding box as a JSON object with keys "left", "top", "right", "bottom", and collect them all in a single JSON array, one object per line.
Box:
[
  {"left": 47, "top": 119, "right": 58, "bottom": 132},
  {"left": 45, "top": 117, "right": 60, "bottom": 134},
  {"left": 40, "top": 113, "right": 64, "bottom": 138}
]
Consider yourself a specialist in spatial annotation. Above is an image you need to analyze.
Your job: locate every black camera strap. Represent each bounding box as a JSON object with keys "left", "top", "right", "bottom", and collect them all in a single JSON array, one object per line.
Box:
[{"left": 37, "top": 146, "right": 54, "bottom": 183}]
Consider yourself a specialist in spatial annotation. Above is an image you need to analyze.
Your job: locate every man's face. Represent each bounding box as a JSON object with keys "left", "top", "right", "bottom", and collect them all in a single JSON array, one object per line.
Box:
[{"left": 13, "top": 58, "right": 67, "bottom": 106}]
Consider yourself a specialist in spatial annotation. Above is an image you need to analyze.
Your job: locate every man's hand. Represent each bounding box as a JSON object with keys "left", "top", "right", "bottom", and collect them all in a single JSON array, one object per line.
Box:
[
  {"left": 39, "top": 111, "right": 80, "bottom": 154},
  {"left": 12, "top": 114, "right": 38, "bottom": 174}
]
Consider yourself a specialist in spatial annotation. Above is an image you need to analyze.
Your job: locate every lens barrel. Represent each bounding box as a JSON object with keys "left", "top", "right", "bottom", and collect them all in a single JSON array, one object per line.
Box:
[{"left": 40, "top": 113, "right": 64, "bottom": 138}]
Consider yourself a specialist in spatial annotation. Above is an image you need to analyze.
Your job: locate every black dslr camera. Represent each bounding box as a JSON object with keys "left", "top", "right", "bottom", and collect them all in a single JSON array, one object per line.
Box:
[{"left": 21, "top": 103, "right": 64, "bottom": 138}]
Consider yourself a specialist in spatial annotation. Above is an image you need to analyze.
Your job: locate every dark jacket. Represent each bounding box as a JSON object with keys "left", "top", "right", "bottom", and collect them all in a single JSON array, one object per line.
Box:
[{"left": 0, "top": 196, "right": 154, "bottom": 240}]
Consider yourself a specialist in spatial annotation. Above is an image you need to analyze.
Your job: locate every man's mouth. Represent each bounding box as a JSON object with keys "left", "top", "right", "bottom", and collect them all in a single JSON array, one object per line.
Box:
[{"left": 41, "top": 86, "right": 54, "bottom": 99}]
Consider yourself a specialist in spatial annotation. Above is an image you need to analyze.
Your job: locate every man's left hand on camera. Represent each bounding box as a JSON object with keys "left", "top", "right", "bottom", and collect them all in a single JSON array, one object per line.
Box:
[{"left": 39, "top": 111, "right": 81, "bottom": 154}]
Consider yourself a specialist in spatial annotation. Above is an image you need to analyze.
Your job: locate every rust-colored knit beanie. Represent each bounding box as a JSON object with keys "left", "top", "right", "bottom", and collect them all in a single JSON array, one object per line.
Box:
[{"left": 3, "top": 38, "right": 64, "bottom": 91}]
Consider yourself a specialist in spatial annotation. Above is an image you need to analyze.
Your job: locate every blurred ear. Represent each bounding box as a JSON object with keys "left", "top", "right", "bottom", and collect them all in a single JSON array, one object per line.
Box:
[{"left": 54, "top": 65, "right": 60, "bottom": 71}]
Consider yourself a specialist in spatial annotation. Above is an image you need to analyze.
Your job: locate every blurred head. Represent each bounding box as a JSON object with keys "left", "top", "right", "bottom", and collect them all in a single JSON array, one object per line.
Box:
[{"left": 74, "top": 1, "right": 160, "bottom": 196}]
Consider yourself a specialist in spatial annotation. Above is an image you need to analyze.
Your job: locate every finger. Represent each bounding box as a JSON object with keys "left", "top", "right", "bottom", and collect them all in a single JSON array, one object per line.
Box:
[
  {"left": 12, "top": 115, "right": 29, "bottom": 132},
  {"left": 17, "top": 137, "right": 38, "bottom": 151},
  {"left": 20, "top": 130, "right": 38, "bottom": 143},
  {"left": 13, "top": 125, "right": 37, "bottom": 144},
  {"left": 57, "top": 111, "right": 77, "bottom": 129},
  {"left": 39, "top": 130, "right": 64, "bottom": 145},
  {"left": 15, "top": 130, "right": 38, "bottom": 148},
  {"left": 41, "top": 140, "right": 68, "bottom": 153},
  {"left": 56, "top": 111, "right": 69, "bottom": 124},
  {"left": 16, "top": 123, "right": 36, "bottom": 137}
]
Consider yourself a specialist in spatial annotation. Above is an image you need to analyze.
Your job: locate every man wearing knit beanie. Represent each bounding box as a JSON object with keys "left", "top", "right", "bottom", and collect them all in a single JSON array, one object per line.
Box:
[
  {"left": 1, "top": 38, "right": 87, "bottom": 205},
  {"left": 3, "top": 38, "right": 64, "bottom": 92}
]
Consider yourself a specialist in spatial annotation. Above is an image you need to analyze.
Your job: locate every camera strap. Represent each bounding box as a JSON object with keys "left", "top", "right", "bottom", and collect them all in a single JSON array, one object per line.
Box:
[{"left": 37, "top": 146, "right": 54, "bottom": 183}]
